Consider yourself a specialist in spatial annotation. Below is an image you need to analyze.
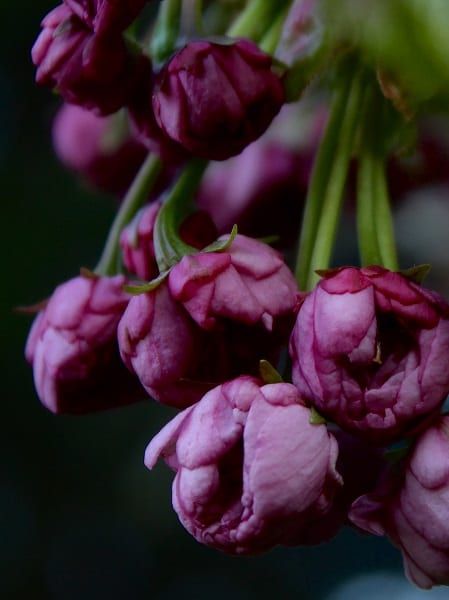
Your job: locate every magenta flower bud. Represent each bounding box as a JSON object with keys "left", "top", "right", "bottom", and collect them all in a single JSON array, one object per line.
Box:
[
  {"left": 25, "top": 275, "right": 143, "bottom": 414},
  {"left": 152, "top": 39, "right": 285, "bottom": 160},
  {"left": 32, "top": 5, "right": 148, "bottom": 115},
  {"left": 52, "top": 103, "right": 147, "bottom": 194},
  {"left": 197, "top": 140, "right": 310, "bottom": 242},
  {"left": 118, "top": 291, "right": 294, "bottom": 409},
  {"left": 120, "top": 205, "right": 218, "bottom": 281},
  {"left": 290, "top": 266, "right": 449, "bottom": 444},
  {"left": 168, "top": 234, "right": 299, "bottom": 331},
  {"left": 64, "top": 0, "right": 148, "bottom": 37},
  {"left": 118, "top": 237, "right": 298, "bottom": 407},
  {"left": 118, "top": 285, "right": 220, "bottom": 408},
  {"left": 145, "top": 378, "right": 342, "bottom": 554},
  {"left": 350, "top": 417, "right": 449, "bottom": 589}
]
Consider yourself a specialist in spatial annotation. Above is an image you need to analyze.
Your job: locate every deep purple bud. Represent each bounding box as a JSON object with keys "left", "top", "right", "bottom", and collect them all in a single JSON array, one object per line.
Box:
[
  {"left": 290, "top": 266, "right": 449, "bottom": 444},
  {"left": 25, "top": 275, "right": 143, "bottom": 414},
  {"left": 152, "top": 39, "right": 285, "bottom": 160},
  {"left": 350, "top": 417, "right": 449, "bottom": 589},
  {"left": 64, "top": 0, "right": 148, "bottom": 37},
  {"left": 52, "top": 103, "right": 147, "bottom": 194},
  {"left": 145, "top": 377, "right": 342, "bottom": 554},
  {"left": 118, "top": 236, "right": 299, "bottom": 407},
  {"left": 32, "top": 5, "right": 149, "bottom": 115}
]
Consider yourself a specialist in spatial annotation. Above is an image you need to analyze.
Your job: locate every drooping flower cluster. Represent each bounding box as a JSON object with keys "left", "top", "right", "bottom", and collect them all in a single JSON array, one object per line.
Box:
[{"left": 26, "top": 0, "right": 449, "bottom": 591}]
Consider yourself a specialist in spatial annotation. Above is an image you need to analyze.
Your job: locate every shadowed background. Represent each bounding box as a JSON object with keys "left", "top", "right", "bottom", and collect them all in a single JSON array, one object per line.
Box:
[{"left": 2, "top": 1, "right": 449, "bottom": 599}]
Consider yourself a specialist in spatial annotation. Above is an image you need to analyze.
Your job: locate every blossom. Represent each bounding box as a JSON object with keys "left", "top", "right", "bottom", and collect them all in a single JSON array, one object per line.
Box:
[
  {"left": 290, "top": 266, "right": 449, "bottom": 444},
  {"left": 32, "top": 4, "right": 148, "bottom": 115},
  {"left": 64, "top": 0, "right": 148, "bottom": 37},
  {"left": 52, "top": 103, "right": 147, "bottom": 194},
  {"left": 168, "top": 234, "right": 298, "bottom": 331},
  {"left": 145, "top": 377, "right": 342, "bottom": 554},
  {"left": 118, "top": 236, "right": 299, "bottom": 407},
  {"left": 152, "top": 39, "right": 285, "bottom": 160},
  {"left": 350, "top": 417, "right": 449, "bottom": 589},
  {"left": 26, "top": 275, "right": 142, "bottom": 414}
]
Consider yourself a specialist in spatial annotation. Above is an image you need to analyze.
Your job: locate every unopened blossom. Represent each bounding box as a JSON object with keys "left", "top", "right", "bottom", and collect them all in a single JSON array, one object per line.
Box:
[
  {"left": 118, "top": 236, "right": 299, "bottom": 407},
  {"left": 290, "top": 266, "right": 449, "bottom": 444},
  {"left": 198, "top": 140, "right": 310, "bottom": 242},
  {"left": 32, "top": 4, "right": 148, "bottom": 115},
  {"left": 64, "top": 0, "right": 148, "bottom": 37},
  {"left": 26, "top": 275, "right": 143, "bottom": 414},
  {"left": 168, "top": 234, "right": 298, "bottom": 331},
  {"left": 120, "top": 205, "right": 217, "bottom": 281},
  {"left": 53, "top": 103, "right": 147, "bottom": 194},
  {"left": 152, "top": 39, "right": 285, "bottom": 160},
  {"left": 145, "top": 377, "right": 342, "bottom": 554},
  {"left": 350, "top": 417, "right": 449, "bottom": 589},
  {"left": 118, "top": 285, "right": 214, "bottom": 408}
]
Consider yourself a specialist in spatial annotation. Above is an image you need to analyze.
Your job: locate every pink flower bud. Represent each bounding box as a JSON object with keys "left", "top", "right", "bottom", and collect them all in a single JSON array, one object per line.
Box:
[
  {"left": 118, "top": 286, "right": 212, "bottom": 408},
  {"left": 32, "top": 5, "right": 148, "bottom": 115},
  {"left": 290, "top": 266, "right": 449, "bottom": 444},
  {"left": 25, "top": 275, "right": 143, "bottom": 414},
  {"left": 64, "top": 0, "right": 148, "bottom": 37},
  {"left": 168, "top": 234, "right": 299, "bottom": 331},
  {"left": 52, "top": 103, "right": 147, "bottom": 194},
  {"left": 145, "top": 378, "right": 342, "bottom": 554},
  {"left": 350, "top": 417, "right": 449, "bottom": 589},
  {"left": 152, "top": 39, "right": 285, "bottom": 160},
  {"left": 118, "top": 236, "right": 299, "bottom": 408}
]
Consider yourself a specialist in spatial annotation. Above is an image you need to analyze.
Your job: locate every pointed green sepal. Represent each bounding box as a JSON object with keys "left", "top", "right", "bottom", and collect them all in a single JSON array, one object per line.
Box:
[
  {"left": 202, "top": 224, "right": 238, "bottom": 254},
  {"left": 124, "top": 271, "right": 170, "bottom": 295},
  {"left": 80, "top": 267, "right": 99, "bottom": 280},
  {"left": 309, "top": 406, "right": 327, "bottom": 425},
  {"left": 259, "top": 360, "right": 283, "bottom": 384},
  {"left": 400, "top": 264, "right": 431, "bottom": 284}
]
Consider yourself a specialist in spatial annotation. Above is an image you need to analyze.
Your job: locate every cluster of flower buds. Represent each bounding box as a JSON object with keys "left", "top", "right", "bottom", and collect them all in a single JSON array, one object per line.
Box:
[{"left": 27, "top": 0, "right": 449, "bottom": 591}]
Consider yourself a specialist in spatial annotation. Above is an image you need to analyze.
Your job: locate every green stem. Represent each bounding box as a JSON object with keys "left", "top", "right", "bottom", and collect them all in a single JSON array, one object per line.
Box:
[
  {"left": 357, "top": 149, "right": 382, "bottom": 266},
  {"left": 259, "top": 2, "right": 292, "bottom": 55},
  {"left": 151, "top": 0, "right": 183, "bottom": 63},
  {"left": 294, "top": 75, "right": 353, "bottom": 290},
  {"left": 154, "top": 159, "right": 208, "bottom": 272},
  {"left": 306, "top": 71, "right": 364, "bottom": 289},
  {"left": 374, "top": 158, "right": 399, "bottom": 270},
  {"left": 95, "top": 154, "right": 162, "bottom": 276},
  {"left": 228, "top": 0, "right": 289, "bottom": 41}
]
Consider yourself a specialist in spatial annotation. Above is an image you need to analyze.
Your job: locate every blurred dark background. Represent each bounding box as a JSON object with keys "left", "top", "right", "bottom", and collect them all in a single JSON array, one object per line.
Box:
[{"left": 3, "top": 2, "right": 449, "bottom": 599}]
